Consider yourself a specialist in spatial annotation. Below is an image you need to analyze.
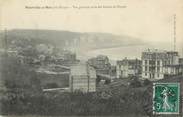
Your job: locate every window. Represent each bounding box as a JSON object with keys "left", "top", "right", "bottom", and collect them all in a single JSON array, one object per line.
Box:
[
  {"left": 149, "top": 66, "right": 155, "bottom": 72},
  {"left": 145, "top": 60, "right": 147, "bottom": 65},
  {"left": 145, "top": 73, "right": 147, "bottom": 76},
  {"left": 157, "top": 74, "right": 159, "bottom": 78},
  {"left": 164, "top": 61, "right": 167, "bottom": 65},
  {"left": 149, "top": 60, "right": 155, "bottom": 65},
  {"left": 157, "top": 60, "right": 160, "bottom": 65},
  {"left": 145, "top": 66, "right": 147, "bottom": 71},
  {"left": 157, "top": 67, "right": 160, "bottom": 72}
]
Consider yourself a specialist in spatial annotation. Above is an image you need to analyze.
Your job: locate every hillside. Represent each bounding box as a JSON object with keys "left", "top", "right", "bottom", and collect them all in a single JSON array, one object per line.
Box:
[{"left": 0, "top": 29, "right": 144, "bottom": 51}]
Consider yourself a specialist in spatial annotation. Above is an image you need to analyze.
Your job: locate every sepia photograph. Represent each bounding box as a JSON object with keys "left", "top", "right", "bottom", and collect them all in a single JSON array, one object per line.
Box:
[{"left": 0, "top": 0, "right": 183, "bottom": 117}]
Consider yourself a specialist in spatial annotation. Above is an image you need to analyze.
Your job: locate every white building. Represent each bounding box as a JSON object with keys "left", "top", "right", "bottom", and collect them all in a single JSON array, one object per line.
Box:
[
  {"left": 179, "top": 58, "right": 183, "bottom": 75},
  {"left": 69, "top": 63, "right": 97, "bottom": 93},
  {"left": 142, "top": 49, "right": 180, "bottom": 80},
  {"left": 162, "top": 51, "right": 179, "bottom": 76},
  {"left": 116, "top": 58, "right": 141, "bottom": 78}
]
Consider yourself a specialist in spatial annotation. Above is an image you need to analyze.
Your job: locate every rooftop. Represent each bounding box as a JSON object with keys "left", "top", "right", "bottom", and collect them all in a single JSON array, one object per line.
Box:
[
  {"left": 143, "top": 49, "right": 166, "bottom": 53},
  {"left": 143, "top": 49, "right": 178, "bottom": 55},
  {"left": 117, "top": 58, "right": 141, "bottom": 65}
]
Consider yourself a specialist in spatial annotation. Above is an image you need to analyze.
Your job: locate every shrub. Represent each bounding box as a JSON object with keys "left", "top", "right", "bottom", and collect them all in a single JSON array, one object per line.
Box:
[
  {"left": 143, "top": 79, "right": 152, "bottom": 86},
  {"left": 129, "top": 78, "right": 141, "bottom": 88},
  {"left": 105, "top": 79, "right": 111, "bottom": 84},
  {"left": 44, "top": 83, "right": 59, "bottom": 89}
]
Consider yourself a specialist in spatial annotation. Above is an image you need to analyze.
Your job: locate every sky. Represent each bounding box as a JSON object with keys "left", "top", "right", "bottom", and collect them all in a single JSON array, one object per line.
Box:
[{"left": 0, "top": 0, "right": 183, "bottom": 54}]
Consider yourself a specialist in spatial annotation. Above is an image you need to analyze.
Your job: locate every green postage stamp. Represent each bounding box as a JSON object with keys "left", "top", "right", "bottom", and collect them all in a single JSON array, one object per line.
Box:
[{"left": 153, "top": 83, "right": 180, "bottom": 114}]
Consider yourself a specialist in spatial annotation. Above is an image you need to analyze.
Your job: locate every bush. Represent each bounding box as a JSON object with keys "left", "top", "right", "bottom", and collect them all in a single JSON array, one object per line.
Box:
[
  {"left": 129, "top": 78, "right": 141, "bottom": 88},
  {"left": 105, "top": 79, "right": 111, "bottom": 84},
  {"left": 44, "top": 83, "right": 59, "bottom": 89},
  {"left": 96, "top": 77, "right": 101, "bottom": 84},
  {"left": 143, "top": 79, "right": 152, "bottom": 86}
]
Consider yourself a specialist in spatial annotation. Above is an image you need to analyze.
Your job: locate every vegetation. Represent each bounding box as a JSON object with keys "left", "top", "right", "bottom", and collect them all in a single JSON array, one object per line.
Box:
[
  {"left": 143, "top": 79, "right": 152, "bottom": 86},
  {"left": 129, "top": 77, "right": 142, "bottom": 88},
  {"left": 1, "top": 30, "right": 181, "bottom": 117},
  {"left": 96, "top": 77, "right": 101, "bottom": 84},
  {"left": 0, "top": 53, "right": 154, "bottom": 116},
  {"left": 0, "top": 35, "right": 152, "bottom": 116},
  {"left": 0, "top": 88, "right": 151, "bottom": 116},
  {"left": 104, "top": 79, "right": 111, "bottom": 84},
  {"left": 0, "top": 59, "right": 150, "bottom": 116},
  {"left": 44, "top": 83, "right": 59, "bottom": 89}
]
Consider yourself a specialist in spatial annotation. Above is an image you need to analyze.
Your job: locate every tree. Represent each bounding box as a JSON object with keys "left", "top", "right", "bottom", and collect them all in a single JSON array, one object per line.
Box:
[
  {"left": 45, "top": 83, "right": 59, "bottom": 89},
  {"left": 129, "top": 77, "right": 141, "bottom": 88},
  {"left": 143, "top": 79, "right": 152, "bottom": 86},
  {"left": 105, "top": 79, "right": 111, "bottom": 85},
  {"left": 96, "top": 77, "right": 101, "bottom": 84}
]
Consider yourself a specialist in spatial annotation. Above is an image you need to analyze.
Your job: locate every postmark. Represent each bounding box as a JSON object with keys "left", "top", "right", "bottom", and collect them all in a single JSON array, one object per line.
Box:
[{"left": 153, "top": 83, "right": 180, "bottom": 114}]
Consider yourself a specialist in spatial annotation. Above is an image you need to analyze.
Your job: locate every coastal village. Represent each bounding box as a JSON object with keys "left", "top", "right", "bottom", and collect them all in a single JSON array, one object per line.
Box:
[
  {"left": 1, "top": 36, "right": 183, "bottom": 93},
  {"left": 0, "top": 30, "right": 183, "bottom": 116},
  {"left": 36, "top": 49, "right": 183, "bottom": 93},
  {"left": 0, "top": 30, "right": 183, "bottom": 93}
]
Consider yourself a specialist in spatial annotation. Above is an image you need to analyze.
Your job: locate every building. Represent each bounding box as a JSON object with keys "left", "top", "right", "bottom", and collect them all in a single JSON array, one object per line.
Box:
[
  {"left": 69, "top": 63, "right": 97, "bottom": 93},
  {"left": 116, "top": 58, "right": 141, "bottom": 78},
  {"left": 142, "top": 49, "right": 166, "bottom": 79},
  {"left": 163, "top": 64, "right": 180, "bottom": 77},
  {"left": 179, "top": 58, "right": 183, "bottom": 75},
  {"left": 142, "top": 49, "right": 180, "bottom": 80},
  {"left": 55, "top": 50, "right": 79, "bottom": 66},
  {"left": 88, "top": 55, "right": 111, "bottom": 75},
  {"left": 62, "top": 50, "right": 76, "bottom": 61},
  {"left": 110, "top": 65, "right": 116, "bottom": 78},
  {"left": 163, "top": 51, "right": 180, "bottom": 76},
  {"left": 179, "top": 58, "right": 183, "bottom": 64}
]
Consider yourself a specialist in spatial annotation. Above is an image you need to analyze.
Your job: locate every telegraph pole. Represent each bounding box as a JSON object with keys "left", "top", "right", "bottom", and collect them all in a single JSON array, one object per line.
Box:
[
  {"left": 4, "top": 28, "right": 8, "bottom": 52},
  {"left": 173, "top": 14, "right": 176, "bottom": 51},
  {"left": 0, "top": 28, "right": 8, "bottom": 88}
]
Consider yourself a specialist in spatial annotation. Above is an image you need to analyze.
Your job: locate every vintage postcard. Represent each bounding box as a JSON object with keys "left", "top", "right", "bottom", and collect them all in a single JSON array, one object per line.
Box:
[{"left": 0, "top": 0, "right": 183, "bottom": 117}]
